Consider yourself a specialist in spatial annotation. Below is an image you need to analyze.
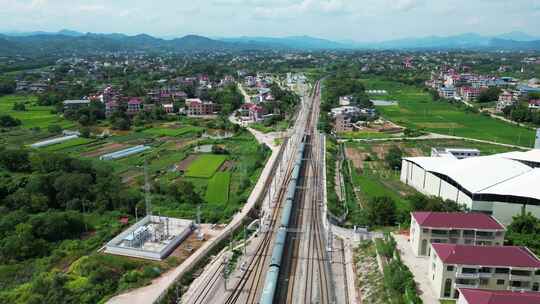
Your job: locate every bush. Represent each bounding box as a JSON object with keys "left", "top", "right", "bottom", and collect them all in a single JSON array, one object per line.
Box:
[
  {"left": 47, "top": 124, "right": 62, "bottom": 134},
  {"left": 0, "top": 115, "right": 21, "bottom": 127}
]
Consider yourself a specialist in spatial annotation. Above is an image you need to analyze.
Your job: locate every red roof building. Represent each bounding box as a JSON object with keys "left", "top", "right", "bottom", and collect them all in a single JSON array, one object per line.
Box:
[
  {"left": 432, "top": 244, "right": 540, "bottom": 268},
  {"left": 458, "top": 288, "right": 540, "bottom": 304},
  {"left": 430, "top": 244, "right": 540, "bottom": 299},
  {"left": 127, "top": 97, "right": 143, "bottom": 115},
  {"left": 410, "top": 212, "right": 505, "bottom": 257},
  {"left": 412, "top": 212, "right": 504, "bottom": 230}
]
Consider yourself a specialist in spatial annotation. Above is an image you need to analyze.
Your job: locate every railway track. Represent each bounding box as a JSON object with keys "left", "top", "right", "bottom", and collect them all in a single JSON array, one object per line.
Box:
[{"left": 221, "top": 83, "right": 315, "bottom": 304}]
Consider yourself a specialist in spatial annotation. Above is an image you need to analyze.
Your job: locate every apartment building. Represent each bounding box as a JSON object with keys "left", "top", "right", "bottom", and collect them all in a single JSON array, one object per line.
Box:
[
  {"left": 410, "top": 212, "right": 505, "bottom": 257},
  {"left": 430, "top": 244, "right": 540, "bottom": 300}
]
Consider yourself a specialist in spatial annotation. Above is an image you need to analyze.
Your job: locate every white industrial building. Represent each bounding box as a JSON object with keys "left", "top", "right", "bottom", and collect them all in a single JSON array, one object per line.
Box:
[{"left": 401, "top": 150, "right": 540, "bottom": 225}]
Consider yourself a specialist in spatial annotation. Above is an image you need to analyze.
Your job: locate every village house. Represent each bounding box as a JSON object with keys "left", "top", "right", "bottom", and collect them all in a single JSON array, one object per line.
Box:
[
  {"left": 239, "top": 103, "right": 265, "bottom": 122},
  {"left": 460, "top": 87, "right": 481, "bottom": 102},
  {"left": 529, "top": 99, "right": 540, "bottom": 110},
  {"left": 429, "top": 244, "right": 540, "bottom": 299},
  {"left": 439, "top": 87, "right": 456, "bottom": 99},
  {"left": 186, "top": 98, "right": 219, "bottom": 116},
  {"left": 63, "top": 99, "right": 90, "bottom": 111},
  {"left": 409, "top": 212, "right": 505, "bottom": 257},
  {"left": 127, "top": 97, "right": 143, "bottom": 115},
  {"left": 496, "top": 90, "right": 515, "bottom": 112},
  {"left": 339, "top": 96, "right": 353, "bottom": 106}
]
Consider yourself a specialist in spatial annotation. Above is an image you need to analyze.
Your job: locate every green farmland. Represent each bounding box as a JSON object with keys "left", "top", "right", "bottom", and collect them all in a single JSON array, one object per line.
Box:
[
  {"left": 41, "top": 137, "right": 96, "bottom": 152},
  {"left": 205, "top": 172, "right": 231, "bottom": 204},
  {"left": 362, "top": 78, "right": 535, "bottom": 147},
  {"left": 142, "top": 126, "right": 203, "bottom": 137},
  {"left": 185, "top": 154, "right": 227, "bottom": 178},
  {"left": 0, "top": 95, "right": 74, "bottom": 129}
]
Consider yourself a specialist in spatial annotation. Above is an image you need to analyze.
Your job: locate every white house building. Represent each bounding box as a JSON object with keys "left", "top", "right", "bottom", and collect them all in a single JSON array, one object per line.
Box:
[
  {"left": 410, "top": 212, "right": 505, "bottom": 257},
  {"left": 429, "top": 244, "right": 540, "bottom": 300}
]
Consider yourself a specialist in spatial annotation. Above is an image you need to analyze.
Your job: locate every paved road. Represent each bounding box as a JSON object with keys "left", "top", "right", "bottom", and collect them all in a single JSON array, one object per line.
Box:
[{"left": 340, "top": 132, "right": 530, "bottom": 150}]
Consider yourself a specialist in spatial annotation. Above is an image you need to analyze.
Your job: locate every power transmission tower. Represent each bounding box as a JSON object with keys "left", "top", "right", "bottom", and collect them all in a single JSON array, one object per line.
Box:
[{"left": 144, "top": 160, "right": 152, "bottom": 217}]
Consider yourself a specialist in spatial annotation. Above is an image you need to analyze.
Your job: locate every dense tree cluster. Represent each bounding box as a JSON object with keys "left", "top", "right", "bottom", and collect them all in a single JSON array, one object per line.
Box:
[
  {"left": 502, "top": 102, "right": 540, "bottom": 125},
  {"left": 384, "top": 146, "right": 403, "bottom": 170},
  {"left": 0, "top": 148, "right": 142, "bottom": 262},
  {"left": 477, "top": 87, "right": 501, "bottom": 103},
  {"left": 506, "top": 213, "right": 540, "bottom": 255},
  {"left": 64, "top": 101, "right": 106, "bottom": 126}
]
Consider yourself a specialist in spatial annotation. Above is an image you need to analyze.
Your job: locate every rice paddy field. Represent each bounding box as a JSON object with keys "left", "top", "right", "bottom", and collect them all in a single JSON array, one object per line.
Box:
[
  {"left": 184, "top": 154, "right": 227, "bottom": 178},
  {"left": 0, "top": 95, "right": 74, "bottom": 129},
  {"left": 361, "top": 78, "right": 535, "bottom": 147},
  {"left": 141, "top": 126, "right": 204, "bottom": 137},
  {"left": 205, "top": 172, "right": 231, "bottom": 204}
]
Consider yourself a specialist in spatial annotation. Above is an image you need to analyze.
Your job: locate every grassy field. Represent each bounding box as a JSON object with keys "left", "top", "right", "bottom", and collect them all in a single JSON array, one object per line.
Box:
[
  {"left": 184, "top": 154, "right": 227, "bottom": 178},
  {"left": 142, "top": 126, "right": 203, "bottom": 137},
  {"left": 338, "top": 131, "right": 399, "bottom": 140},
  {"left": 0, "top": 95, "right": 74, "bottom": 129},
  {"left": 41, "top": 137, "right": 96, "bottom": 152},
  {"left": 361, "top": 78, "right": 535, "bottom": 147},
  {"left": 205, "top": 172, "right": 231, "bottom": 204}
]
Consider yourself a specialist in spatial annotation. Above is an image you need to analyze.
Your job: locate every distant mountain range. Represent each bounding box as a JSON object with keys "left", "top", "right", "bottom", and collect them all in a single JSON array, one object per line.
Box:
[{"left": 0, "top": 30, "right": 539, "bottom": 55}]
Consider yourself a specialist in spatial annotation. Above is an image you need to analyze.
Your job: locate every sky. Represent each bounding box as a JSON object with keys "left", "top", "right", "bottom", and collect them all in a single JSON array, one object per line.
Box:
[{"left": 1, "top": 0, "right": 539, "bottom": 41}]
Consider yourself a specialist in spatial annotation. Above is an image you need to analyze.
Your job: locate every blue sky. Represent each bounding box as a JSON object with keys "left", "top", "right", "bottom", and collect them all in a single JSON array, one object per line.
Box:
[{"left": 1, "top": 0, "right": 539, "bottom": 41}]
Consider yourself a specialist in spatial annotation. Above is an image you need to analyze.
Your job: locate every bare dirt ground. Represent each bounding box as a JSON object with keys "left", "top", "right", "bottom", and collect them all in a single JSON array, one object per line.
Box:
[
  {"left": 404, "top": 147, "right": 424, "bottom": 157},
  {"left": 345, "top": 147, "right": 369, "bottom": 170},
  {"left": 176, "top": 155, "right": 198, "bottom": 172},
  {"left": 121, "top": 170, "right": 143, "bottom": 185},
  {"left": 82, "top": 143, "right": 126, "bottom": 158},
  {"left": 219, "top": 160, "right": 234, "bottom": 171}
]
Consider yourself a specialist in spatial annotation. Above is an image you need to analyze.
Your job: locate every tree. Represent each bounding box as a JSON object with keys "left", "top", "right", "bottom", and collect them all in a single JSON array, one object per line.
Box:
[
  {"left": 385, "top": 146, "right": 403, "bottom": 170},
  {"left": 48, "top": 124, "right": 62, "bottom": 134},
  {"left": 0, "top": 114, "right": 21, "bottom": 127},
  {"left": 477, "top": 87, "right": 501, "bottom": 103},
  {"left": 366, "top": 196, "right": 397, "bottom": 226},
  {"left": 12, "top": 102, "right": 26, "bottom": 111},
  {"left": 506, "top": 213, "right": 540, "bottom": 255},
  {"left": 0, "top": 148, "right": 31, "bottom": 172}
]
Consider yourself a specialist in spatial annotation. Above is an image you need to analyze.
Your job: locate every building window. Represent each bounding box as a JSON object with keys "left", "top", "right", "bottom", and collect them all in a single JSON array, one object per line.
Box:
[
  {"left": 446, "top": 265, "right": 454, "bottom": 271},
  {"left": 497, "top": 279, "right": 505, "bottom": 285},
  {"left": 480, "top": 278, "right": 489, "bottom": 286},
  {"left": 443, "top": 279, "right": 452, "bottom": 298},
  {"left": 533, "top": 282, "right": 539, "bottom": 292},
  {"left": 495, "top": 268, "right": 509, "bottom": 274},
  {"left": 479, "top": 267, "right": 492, "bottom": 274}
]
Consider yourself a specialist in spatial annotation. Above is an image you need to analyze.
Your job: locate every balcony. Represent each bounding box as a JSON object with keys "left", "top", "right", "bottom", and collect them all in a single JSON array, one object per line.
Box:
[
  {"left": 454, "top": 282, "right": 479, "bottom": 289},
  {"left": 510, "top": 274, "right": 533, "bottom": 281},
  {"left": 478, "top": 272, "right": 492, "bottom": 278},
  {"left": 456, "top": 272, "right": 480, "bottom": 279}
]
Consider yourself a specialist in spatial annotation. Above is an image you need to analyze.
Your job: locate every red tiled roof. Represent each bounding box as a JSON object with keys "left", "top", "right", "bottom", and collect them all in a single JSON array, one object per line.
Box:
[
  {"left": 459, "top": 288, "right": 540, "bottom": 304},
  {"left": 529, "top": 99, "right": 540, "bottom": 106},
  {"left": 432, "top": 244, "right": 540, "bottom": 268},
  {"left": 128, "top": 97, "right": 142, "bottom": 105},
  {"left": 412, "top": 212, "right": 504, "bottom": 230}
]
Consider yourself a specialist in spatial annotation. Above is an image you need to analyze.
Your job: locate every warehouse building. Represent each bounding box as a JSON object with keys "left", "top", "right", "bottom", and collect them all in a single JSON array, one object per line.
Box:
[{"left": 400, "top": 153, "right": 540, "bottom": 224}]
